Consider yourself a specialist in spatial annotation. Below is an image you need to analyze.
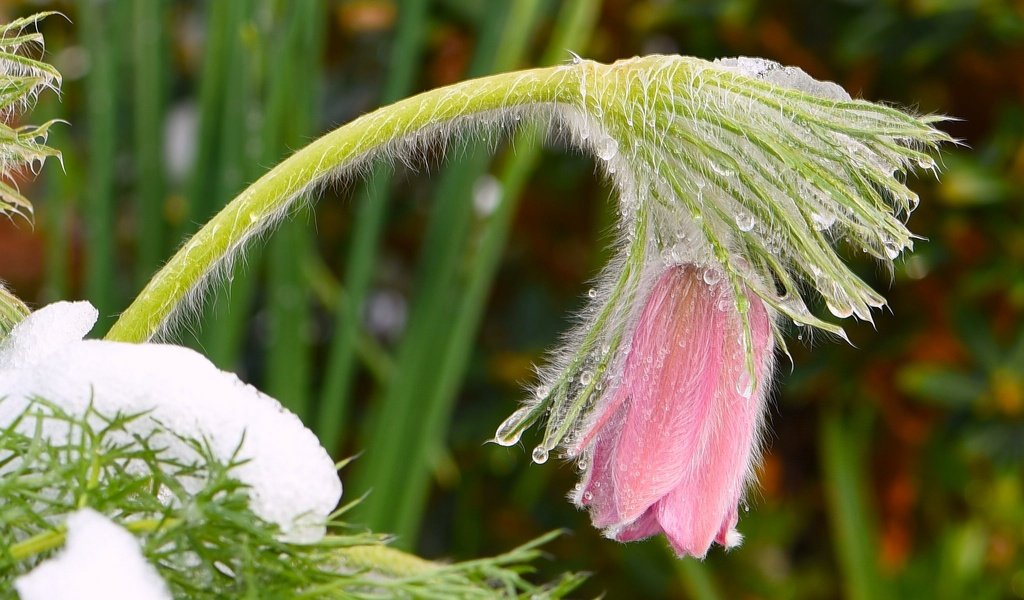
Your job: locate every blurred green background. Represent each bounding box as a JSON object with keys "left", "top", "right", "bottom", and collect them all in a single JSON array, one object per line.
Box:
[{"left": 1, "top": 0, "right": 1022, "bottom": 597}]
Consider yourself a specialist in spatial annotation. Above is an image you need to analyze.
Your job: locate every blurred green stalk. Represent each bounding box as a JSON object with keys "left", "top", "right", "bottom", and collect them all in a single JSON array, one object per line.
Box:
[
  {"left": 263, "top": 0, "right": 325, "bottom": 419},
  {"left": 132, "top": 0, "right": 168, "bottom": 286},
  {"left": 316, "top": 0, "right": 430, "bottom": 452},
  {"left": 77, "top": 0, "right": 127, "bottom": 331},
  {"left": 198, "top": 0, "right": 259, "bottom": 366},
  {"left": 820, "top": 408, "right": 887, "bottom": 600}
]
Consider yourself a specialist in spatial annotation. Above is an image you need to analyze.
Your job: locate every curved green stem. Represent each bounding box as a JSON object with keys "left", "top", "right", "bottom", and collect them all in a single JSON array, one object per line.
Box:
[{"left": 106, "top": 65, "right": 582, "bottom": 343}]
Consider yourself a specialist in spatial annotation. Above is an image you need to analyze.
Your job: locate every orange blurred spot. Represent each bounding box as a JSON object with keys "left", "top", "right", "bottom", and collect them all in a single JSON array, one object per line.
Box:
[
  {"left": 336, "top": 0, "right": 396, "bottom": 35},
  {"left": 992, "top": 369, "right": 1022, "bottom": 416}
]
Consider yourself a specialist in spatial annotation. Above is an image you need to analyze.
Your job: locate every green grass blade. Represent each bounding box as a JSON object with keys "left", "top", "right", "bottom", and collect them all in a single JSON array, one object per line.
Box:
[
  {"left": 261, "top": 0, "right": 326, "bottom": 420},
  {"left": 132, "top": 0, "right": 168, "bottom": 286},
  {"left": 315, "top": 0, "right": 430, "bottom": 451},
  {"left": 820, "top": 408, "right": 887, "bottom": 600},
  {"left": 414, "top": 0, "right": 602, "bottom": 506},
  {"left": 181, "top": 0, "right": 249, "bottom": 237},
  {"left": 197, "top": 0, "right": 260, "bottom": 365},
  {"left": 77, "top": 0, "right": 125, "bottom": 332}
]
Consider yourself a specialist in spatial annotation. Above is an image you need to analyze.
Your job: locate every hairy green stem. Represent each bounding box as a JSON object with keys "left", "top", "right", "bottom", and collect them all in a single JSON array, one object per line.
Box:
[{"left": 106, "top": 65, "right": 582, "bottom": 343}]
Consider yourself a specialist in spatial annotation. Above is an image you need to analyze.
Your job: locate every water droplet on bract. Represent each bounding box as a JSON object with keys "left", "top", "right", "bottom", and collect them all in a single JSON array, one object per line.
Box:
[
  {"left": 736, "top": 211, "right": 755, "bottom": 232},
  {"left": 811, "top": 211, "right": 836, "bottom": 231},
  {"left": 703, "top": 268, "right": 722, "bottom": 286},
  {"left": 917, "top": 156, "right": 935, "bottom": 170},
  {"left": 883, "top": 240, "right": 901, "bottom": 260},
  {"left": 494, "top": 407, "right": 532, "bottom": 446},
  {"left": 580, "top": 370, "right": 594, "bottom": 386},
  {"left": 536, "top": 385, "right": 551, "bottom": 399},
  {"left": 708, "top": 160, "right": 735, "bottom": 177},
  {"left": 826, "top": 297, "right": 854, "bottom": 319},
  {"left": 587, "top": 288, "right": 597, "bottom": 298},
  {"left": 577, "top": 460, "right": 588, "bottom": 471},
  {"left": 532, "top": 446, "right": 549, "bottom": 464},
  {"left": 595, "top": 135, "right": 619, "bottom": 161}
]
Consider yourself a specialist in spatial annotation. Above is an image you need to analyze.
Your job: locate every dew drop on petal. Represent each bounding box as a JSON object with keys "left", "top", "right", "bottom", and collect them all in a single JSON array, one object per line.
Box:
[
  {"left": 532, "top": 445, "right": 549, "bottom": 464},
  {"left": 702, "top": 268, "right": 722, "bottom": 286}
]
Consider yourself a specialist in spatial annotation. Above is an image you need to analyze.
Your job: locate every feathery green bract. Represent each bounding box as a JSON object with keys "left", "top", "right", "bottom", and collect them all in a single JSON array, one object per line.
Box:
[
  {"left": 0, "top": 12, "right": 62, "bottom": 221},
  {"left": 0, "top": 398, "right": 585, "bottom": 598}
]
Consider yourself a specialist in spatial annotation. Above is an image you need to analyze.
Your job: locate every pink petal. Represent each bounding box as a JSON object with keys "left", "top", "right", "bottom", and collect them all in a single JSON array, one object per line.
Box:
[{"left": 608, "top": 267, "right": 729, "bottom": 523}]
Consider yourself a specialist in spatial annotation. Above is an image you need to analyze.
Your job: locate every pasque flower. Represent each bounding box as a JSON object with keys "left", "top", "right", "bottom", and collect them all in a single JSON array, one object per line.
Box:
[
  {"left": 493, "top": 56, "right": 948, "bottom": 557},
  {"left": 570, "top": 265, "right": 773, "bottom": 557}
]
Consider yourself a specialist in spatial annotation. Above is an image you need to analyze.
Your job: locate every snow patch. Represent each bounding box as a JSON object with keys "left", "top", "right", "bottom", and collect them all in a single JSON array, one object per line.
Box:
[
  {"left": 15, "top": 508, "right": 171, "bottom": 600},
  {"left": 0, "top": 302, "right": 342, "bottom": 542},
  {"left": 714, "top": 57, "right": 851, "bottom": 101}
]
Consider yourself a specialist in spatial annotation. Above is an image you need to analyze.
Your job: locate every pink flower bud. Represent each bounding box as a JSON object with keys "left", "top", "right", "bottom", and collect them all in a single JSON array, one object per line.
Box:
[{"left": 571, "top": 264, "right": 774, "bottom": 558}]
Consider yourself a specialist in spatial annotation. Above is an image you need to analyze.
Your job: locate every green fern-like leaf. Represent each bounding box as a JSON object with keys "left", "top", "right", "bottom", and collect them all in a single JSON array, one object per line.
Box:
[{"left": 0, "top": 11, "right": 63, "bottom": 221}]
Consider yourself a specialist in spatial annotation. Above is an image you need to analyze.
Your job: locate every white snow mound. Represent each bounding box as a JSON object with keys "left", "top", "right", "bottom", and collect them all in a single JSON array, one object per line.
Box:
[
  {"left": 0, "top": 302, "right": 342, "bottom": 542},
  {"left": 15, "top": 508, "right": 171, "bottom": 600}
]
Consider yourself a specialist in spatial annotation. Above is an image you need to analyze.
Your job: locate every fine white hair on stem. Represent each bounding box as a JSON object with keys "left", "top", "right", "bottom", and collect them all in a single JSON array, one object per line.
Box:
[{"left": 146, "top": 103, "right": 562, "bottom": 342}]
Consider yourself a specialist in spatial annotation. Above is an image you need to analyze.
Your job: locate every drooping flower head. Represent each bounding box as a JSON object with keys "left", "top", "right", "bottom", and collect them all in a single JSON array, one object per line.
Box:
[{"left": 495, "top": 55, "right": 949, "bottom": 557}]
